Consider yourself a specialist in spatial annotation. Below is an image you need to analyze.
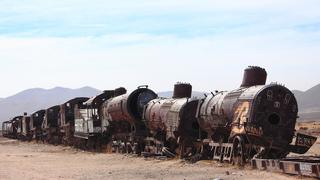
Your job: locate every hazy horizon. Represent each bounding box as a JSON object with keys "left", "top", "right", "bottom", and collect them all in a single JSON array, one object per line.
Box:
[{"left": 1, "top": 0, "right": 319, "bottom": 97}]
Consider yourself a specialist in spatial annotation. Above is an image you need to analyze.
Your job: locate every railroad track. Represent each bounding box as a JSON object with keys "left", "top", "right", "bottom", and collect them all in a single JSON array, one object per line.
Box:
[{"left": 251, "top": 156, "right": 320, "bottom": 178}]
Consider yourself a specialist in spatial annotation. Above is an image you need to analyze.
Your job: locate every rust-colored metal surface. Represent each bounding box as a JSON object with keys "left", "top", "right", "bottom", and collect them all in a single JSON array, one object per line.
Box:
[
  {"left": 240, "top": 66, "right": 267, "bottom": 87},
  {"left": 144, "top": 98, "right": 173, "bottom": 135},
  {"left": 102, "top": 86, "right": 157, "bottom": 154},
  {"left": 74, "top": 90, "right": 115, "bottom": 139},
  {"left": 105, "top": 87, "right": 157, "bottom": 125},
  {"left": 197, "top": 92, "right": 229, "bottom": 141},
  {"left": 145, "top": 97, "right": 201, "bottom": 140},
  {"left": 59, "top": 97, "right": 89, "bottom": 145},
  {"left": 197, "top": 66, "right": 315, "bottom": 160},
  {"left": 14, "top": 116, "right": 23, "bottom": 137},
  {"left": 2, "top": 121, "right": 11, "bottom": 137},
  {"left": 21, "top": 113, "right": 32, "bottom": 140},
  {"left": 42, "top": 105, "right": 61, "bottom": 144},
  {"left": 173, "top": 83, "right": 192, "bottom": 98},
  {"left": 30, "top": 110, "right": 45, "bottom": 141},
  {"left": 43, "top": 105, "right": 60, "bottom": 129}
]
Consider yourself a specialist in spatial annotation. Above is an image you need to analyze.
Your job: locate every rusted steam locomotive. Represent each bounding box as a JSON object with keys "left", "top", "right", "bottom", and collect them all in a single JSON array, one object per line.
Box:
[
  {"left": 196, "top": 66, "right": 317, "bottom": 165},
  {"left": 1, "top": 66, "right": 317, "bottom": 165}
]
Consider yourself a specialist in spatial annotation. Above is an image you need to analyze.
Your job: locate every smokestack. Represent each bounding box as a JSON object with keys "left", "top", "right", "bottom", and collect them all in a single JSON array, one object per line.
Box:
[
  {"left": 114, "top": 87, "right": 127, "bottom": 96},
  {"left": 173, "top": 82, "right": 192, "bottom": 98},
  {"left": 241, "top": 66, "right": 267, "bottom": 87}
]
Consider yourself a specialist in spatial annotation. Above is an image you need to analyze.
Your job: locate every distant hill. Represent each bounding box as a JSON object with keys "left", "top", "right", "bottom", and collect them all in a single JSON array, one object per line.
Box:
[
  {"left": 0, "top": 87, "right": 101, "bottom": 124},
  {"left": 293, "top": 84, "right": 320, "bottom": 121}
]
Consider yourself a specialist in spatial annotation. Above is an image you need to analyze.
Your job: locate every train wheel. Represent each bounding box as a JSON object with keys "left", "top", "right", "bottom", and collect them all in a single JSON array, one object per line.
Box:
[
  {"left": 178, "top": 139, "right": 198, "bottom": 160},
  {"left": 232, "top": 136, "right": 245, "bottom": 166}
]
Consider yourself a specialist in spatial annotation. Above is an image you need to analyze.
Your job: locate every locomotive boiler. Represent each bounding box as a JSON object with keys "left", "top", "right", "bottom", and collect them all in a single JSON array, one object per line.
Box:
[
  {"left": 143, "top": 83, "right": 204, "bottom": 158},
  {"left": 102, "top": 86, "right": 157, "bottom": 154}
]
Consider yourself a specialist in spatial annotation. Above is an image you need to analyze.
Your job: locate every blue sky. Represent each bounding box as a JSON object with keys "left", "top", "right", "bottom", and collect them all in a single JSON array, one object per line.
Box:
[{"left": 0, "top": 0, "right": 320, "bottom": 97}]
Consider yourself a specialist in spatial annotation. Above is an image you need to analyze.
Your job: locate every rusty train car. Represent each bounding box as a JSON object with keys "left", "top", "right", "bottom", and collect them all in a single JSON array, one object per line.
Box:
[
  {"left": 102, "top": 86, "right": 158, "bottom": 153},
  {"left": 41, "top": 105, "right": 61, "bottom": 144},
  {"left": 30, "top": 110, "right": 45, "bottom": 141},
  {"left": 74, "top": 90, "right": 115, "bottom": 149},
  {"left": 143, "top": 83, "right": 206, "bottom": 158},
  {"left": 1, "top": 66, "right": 317, "bottom": 165},
  {"left": 58, "top": 97, "right": 89, "bottom": 145}
]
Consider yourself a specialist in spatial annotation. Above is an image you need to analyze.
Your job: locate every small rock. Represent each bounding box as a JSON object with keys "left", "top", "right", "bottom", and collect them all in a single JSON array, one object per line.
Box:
[
  {"left": 225, "top": 171, "right": 230, "bottom": 175},
  {"left": 213, "top": 178, "right": 222, "bottom": 180}
]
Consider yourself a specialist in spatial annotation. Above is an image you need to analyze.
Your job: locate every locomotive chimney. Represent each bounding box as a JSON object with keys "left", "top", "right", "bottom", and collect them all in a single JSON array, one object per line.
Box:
[
  {"left": 240, "top": 66, "right": 267, "bottom": 87},
  {"left": 114, "top": 87, "right": 127, "bottom": 96},
  {"left": 173, "top": 82, "right": 192, "bottom": 98}
]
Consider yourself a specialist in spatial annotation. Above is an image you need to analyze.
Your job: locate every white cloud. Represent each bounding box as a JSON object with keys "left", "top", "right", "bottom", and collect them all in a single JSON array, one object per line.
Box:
[
  {"left": 1, "top": 28, "right": 319, "bottom": 97},
  {"left": 0, "top": 0, "right": 320, "bottom": 97}
]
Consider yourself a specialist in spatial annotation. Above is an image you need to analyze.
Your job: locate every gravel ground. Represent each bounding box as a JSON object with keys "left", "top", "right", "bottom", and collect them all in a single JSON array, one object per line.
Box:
[{"left": 0, "top": 137, "right": 314, "bottom": 180}]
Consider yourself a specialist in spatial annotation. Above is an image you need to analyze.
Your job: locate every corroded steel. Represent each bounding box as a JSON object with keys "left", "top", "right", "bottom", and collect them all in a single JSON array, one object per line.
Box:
[
  {"left": 104, "top": 87, "right": 157, "bottom": 125},
  {"left": 59, "top": 97, "right": 89, "bottom": 145},
  {"left": 74, "top": 91, "right": 115, "bottom": 139},
  {"left": 173, "top": 83, "right": 192, "bottom": 98},
  {"left": 240, "top": 66, "right": 267, "bottom": 87},
  {"left": 21, "top": 113, "right": 32, "bottom": 140},
  {"left": 42, "top": 105, "right": 61, "bottom": 144},
  {"left": 198, "top": 92, "right": 229, "bottom": 141},
  {"left": 30, "top": 110, "right": 45, "bottom": 141},
  {"left": 251, "top": 156, "right": 320, "bottom": 178},
  {"left": 198, "top": 66, "right": 313, "bottom": 159},
  {"left": 144, "top": 97, "right": 201, "bottom": 140}
]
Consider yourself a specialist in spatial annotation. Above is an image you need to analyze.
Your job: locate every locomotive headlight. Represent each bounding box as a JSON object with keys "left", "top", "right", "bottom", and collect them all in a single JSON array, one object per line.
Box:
[{"left": 274, "top": 101, "right": 280, "bottom": 108}]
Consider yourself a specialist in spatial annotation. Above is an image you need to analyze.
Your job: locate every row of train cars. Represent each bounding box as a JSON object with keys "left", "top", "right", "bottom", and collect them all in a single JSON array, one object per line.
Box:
[{"left": 2, "top": 66, "right": 317, "bottom": 165}]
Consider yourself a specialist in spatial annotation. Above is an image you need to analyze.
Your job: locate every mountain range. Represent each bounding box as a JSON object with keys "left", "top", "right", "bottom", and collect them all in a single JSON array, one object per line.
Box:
[
  {"left": 292, "top": 84, "right": 320, "bottom": 121},
  {"left": 0, "top": 84, "right": 319, "bottom": 124},
  {"left": 0, "top": 87, "right": 101, "bottom": 124}
]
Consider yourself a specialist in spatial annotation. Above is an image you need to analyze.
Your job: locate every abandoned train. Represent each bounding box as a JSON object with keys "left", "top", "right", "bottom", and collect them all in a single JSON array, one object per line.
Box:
[{"left": 2, "top": 66, "right": 317, "bottom": 164}]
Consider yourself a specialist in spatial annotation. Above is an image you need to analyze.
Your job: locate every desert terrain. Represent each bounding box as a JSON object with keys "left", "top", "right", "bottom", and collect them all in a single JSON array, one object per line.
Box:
[
  {"left": 295, "top": 121, "right": 320, "bottom": 156},
  {"left": 1, "top": 133, "right": 318, "bottom": 180},
  {"left": 0, "top": 121, "right": 319, "bottom": 180}
]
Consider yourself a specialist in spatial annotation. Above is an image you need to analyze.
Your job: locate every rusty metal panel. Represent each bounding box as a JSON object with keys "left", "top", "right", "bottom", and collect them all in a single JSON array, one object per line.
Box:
[
  {"left": 21, "top": 115, "right": 31, "bottom": 137},
  {"left": 105, "top": 94, "right": 132, "bottom": 123},
  {"left": 105, "top": 87, "right": 157, "bottom": 125},
  {"left": 144, "top": 98, "right": 172, "bottom": 134},
  {"left": 238, "top": 85, "right": 264, "bottom": 100},
  {"left": 198, "top": 92, "right": 228, "bottom": 138},
  {"left": 166, "top": 98, "right": 188, "bottom": 139},
  {"left": 74, "top": 91, "right": 115, "bottom": 139},
  {"left": 30, "top": 110, "right": 45, "bottom": 140},
  {"left": 144, "top": 96, "right": 201, "bottom": 141}
]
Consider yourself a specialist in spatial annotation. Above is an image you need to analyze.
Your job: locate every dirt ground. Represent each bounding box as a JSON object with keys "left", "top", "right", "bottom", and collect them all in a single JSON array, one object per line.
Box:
[
  {"left": 295, "top": 121, "right": 320, "bottom": 156},
  {"left": 0, "top": 137, "right": 315, "bottom": 180}
]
